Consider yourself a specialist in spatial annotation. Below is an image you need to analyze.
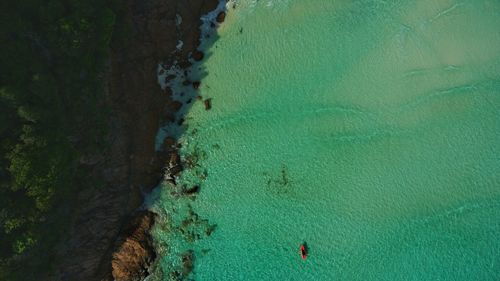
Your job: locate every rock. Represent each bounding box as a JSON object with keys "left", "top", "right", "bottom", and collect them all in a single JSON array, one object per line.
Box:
[
  {"left": 216, "top": 11, "right": 226, "bottom": 23},
  {"left": 192, "top": 81, "right": 200, "bottom": 89},
  {"left": 169, "top": 100, "right": 183, "bottom": 112},
  {"left": 184, "top": 185, "right": 200, "bottom": 195},
  {"left": 163, "top": 112, "right": 176, "bottom": 123},
  {"left": 169, "top": 152, "right": 180, "bottom": 166},
  {"left": 169, "top": 271, "right": 182, "bottom": 281},
  {"left": 169, "top": 164, "right": 183, "bottom": 176},
  {"left": 111, "top": 211, "right": 156, "bottom": 281},
  {"left": 165, "top": 74, "right": 176, "bottom": 83},
  {"left": 204, "top": 98, "right": 212, "bottom": 110},
  {"left": 181, "top": 250, "right": 195, "bottom": 276},
  {"left": 205, "top": 224, "right": 217, "bottom": 236},
  {"left": 192, "top": 50, "right": 204, "bottom": 61},
  {"left": 163, "top": 137, "right": 176, "bottom": 150}
]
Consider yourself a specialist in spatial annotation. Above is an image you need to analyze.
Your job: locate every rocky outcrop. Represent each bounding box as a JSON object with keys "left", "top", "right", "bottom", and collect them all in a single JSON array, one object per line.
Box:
[
  {"left": 52, "top": 0, "right": 220, "bottom": 280},
  {"left": 111, "top": 211, "right": 156, "bottom": 281},
  {"left": 216, "top": 11, "right": 226, "bottom": 23},
  {"left": 192, "top": 50, "right": 205, "bottom": 61}
]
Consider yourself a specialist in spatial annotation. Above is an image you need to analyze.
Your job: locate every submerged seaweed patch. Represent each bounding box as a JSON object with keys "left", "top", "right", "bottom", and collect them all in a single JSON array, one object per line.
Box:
[{"left": 263, "top": 164, "right": 293, "bottom": 195}]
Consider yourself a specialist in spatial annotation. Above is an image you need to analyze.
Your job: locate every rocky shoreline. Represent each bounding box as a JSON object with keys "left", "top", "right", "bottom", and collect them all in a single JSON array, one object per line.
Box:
[{"left": 51, "top": 1, "right": 224, "bottom": 280}]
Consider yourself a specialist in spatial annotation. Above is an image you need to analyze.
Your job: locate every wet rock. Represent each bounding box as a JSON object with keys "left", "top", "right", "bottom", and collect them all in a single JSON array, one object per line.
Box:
[
  {"left": 169, "top": 152, "right": 180, "bottom": 166},
  {"left": 184, "top": 185, "right": 200, "bottom": 195},
  {"left": 165, "top": 74, "right": 176, "bottom": 83},
  {"left": 216, "top": 11, "right": 226, "bottom": 23},
  {"left": 163, "top": 137, "right": 176, "bottom": 150},
  {"left": 169, "top": 100, "right": 183, "bottom": 112},
  {"left": 169, "top": 164, "right": 183, "bottom": 176},
  {"left": 169, "top": 270, "right": 182, "bottom": 281},
  {"left": 185, "top": 231, "right": 196, "bottom": 242},
  {"left": 163, "top": 112, "right": 176, "bottom": 123},
  {"left": 181, "top": 250, "right": 195, "bottom": 276},
  {"left": 205, "top": 224, "right": 217, "bottom": 236},
  {"left": 192, "top": 50, "right": 204, "bottom": 61},
  {"left": 181, "top": 217, "right": 192, "bottom": 228},
  {"left": 204, "top": 98, "right": 212, "bottom": 110},
  {"left": 199, "top": 169, "right": 208, "bottom": 180}
]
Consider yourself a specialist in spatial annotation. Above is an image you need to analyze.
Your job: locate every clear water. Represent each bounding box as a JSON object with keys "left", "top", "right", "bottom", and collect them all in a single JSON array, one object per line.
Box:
[{"left": 150, "top": 0, "right": 500, "bottom": 280}]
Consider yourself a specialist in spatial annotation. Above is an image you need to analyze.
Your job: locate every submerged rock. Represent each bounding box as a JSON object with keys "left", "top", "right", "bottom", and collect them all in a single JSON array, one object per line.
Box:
[
  {"left": 169, "top": 163, "right": 183, "bottom": 177},
  {"left": 192, "top": 50, "right": 204, "bottom": 61},
  {"left": 163, "top": 137, "right": 176, "bottom": 150},
  {"left": 169, "top": 100, "right": 183, "bottom": 112},
  {"left": 205, "top": 224, "right": 217, "bottom": 236},
  {"left": 204, "top": 98, "right": 212, "bottom": 110},
  {"left": 184, "top": 185, "right": 200, "bottom": 195},
  {"left": 181, "top": 250, "right": 195, "bottom": 276}
]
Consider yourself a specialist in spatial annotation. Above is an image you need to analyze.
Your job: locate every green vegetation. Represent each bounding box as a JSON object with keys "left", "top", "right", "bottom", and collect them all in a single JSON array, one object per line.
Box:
[{"left": 0, "top": 0, "right": 124, "bottom": 279}]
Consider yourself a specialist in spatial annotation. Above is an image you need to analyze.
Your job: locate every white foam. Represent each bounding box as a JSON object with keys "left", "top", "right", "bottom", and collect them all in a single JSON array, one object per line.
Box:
[
  {"left": 176, "top": 40, "right": 184, "bottom": 50},
  {"left": 175, "top": 14, "right": 182, "bottom": 26}
]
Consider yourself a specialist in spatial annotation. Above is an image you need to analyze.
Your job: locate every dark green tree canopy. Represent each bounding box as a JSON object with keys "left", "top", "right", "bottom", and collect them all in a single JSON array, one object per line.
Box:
[{"left": 0, "top": 0, "right": 121, "bottom": 279}]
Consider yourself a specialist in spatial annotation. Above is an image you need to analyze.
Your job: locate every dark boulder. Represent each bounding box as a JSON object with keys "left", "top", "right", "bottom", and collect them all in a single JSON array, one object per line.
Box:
[
  {"left": 184, "top": 185, "right": 200, "bottom": 195},
  {"left": 216, "top": 11, "right": 226, "bottom": 23},
  {"left": 204, "top": 98, "right": 212, "bottom": 110},
  {"left": 181, "top": 250, "right": 195, "bottom": 276},
  {"left": 192, "top": 50, "right": 204, "bottom": 61},
  {"left": 169, "top": 100, "right": 183, "bottom": 112}
]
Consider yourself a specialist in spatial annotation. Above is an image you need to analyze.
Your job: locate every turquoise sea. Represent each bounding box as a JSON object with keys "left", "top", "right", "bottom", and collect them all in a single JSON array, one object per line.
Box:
[{"left": 149, "top": 0, "right": 500, "bottom": 280}]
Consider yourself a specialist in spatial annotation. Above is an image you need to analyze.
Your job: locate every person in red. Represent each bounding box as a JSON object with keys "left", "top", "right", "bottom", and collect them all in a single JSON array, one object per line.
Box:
[{"left": 300, "top": 242, "right": 308, "bottom": 260}]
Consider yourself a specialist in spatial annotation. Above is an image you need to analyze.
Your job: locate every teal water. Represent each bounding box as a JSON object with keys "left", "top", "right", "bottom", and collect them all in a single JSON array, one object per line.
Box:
[{"left": 149, "top": 0, "right": 500, "bottom": 280}]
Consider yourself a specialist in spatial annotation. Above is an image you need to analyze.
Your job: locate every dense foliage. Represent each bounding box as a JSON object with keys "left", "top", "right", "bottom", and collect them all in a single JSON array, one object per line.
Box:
[{"left": 0, "top": 0, "right": 121, "bottom": 279}]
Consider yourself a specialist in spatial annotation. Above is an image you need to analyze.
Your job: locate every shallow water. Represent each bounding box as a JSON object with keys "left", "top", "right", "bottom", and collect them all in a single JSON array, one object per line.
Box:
[{"left": 150, "top": 0, "right": 500, "bottom": 280}]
